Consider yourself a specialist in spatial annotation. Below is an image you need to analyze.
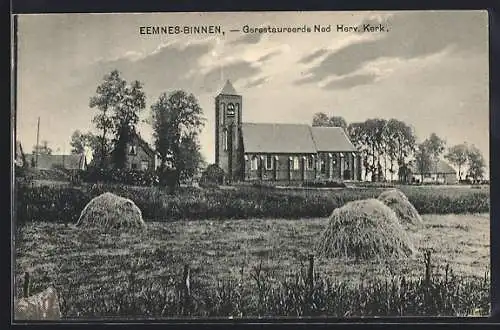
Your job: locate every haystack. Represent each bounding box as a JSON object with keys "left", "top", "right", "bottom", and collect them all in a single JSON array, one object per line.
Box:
[
  {"left": 377, "top": 189, "right": 423, "bottom": 226},
  {"left": 316, "top": 199, "right": 415, "bottom": 261},
  {"left": 76, "top": 192, "right": 145, "bottom": 231}
]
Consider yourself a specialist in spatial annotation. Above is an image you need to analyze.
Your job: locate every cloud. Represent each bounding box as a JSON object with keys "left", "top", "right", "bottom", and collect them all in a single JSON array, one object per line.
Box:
[
  {"left": 245, "top": 76, "right": 269, "bottom": 88},
  {"left": 75, "top": 41, "right": 215, "bottom": 98},
  {"left": 200, "top": 60, "right": 262, "bottom": 93},
  {"left": 298, "top": 48, "right": 328, "bottom": 64},
  {"left": 321, "top": 73, "right": 378, "bottom": 90},
  {"left": 295, "top": 11, "right": 487, "bottom": 85},
  {"left": 257, "top": 50, "right": 281, "bottom": 63},
  {"left": 229, "top": 32, "right": 264, "bottom": 46}
]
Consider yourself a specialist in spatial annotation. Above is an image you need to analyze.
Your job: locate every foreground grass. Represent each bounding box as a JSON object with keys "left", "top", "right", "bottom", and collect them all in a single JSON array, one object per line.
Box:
[{"left": 14, "top": 213, "right": 490, "bottom": 318}]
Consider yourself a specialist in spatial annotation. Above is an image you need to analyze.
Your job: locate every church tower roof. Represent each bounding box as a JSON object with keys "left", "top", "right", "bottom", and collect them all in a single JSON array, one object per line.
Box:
[{"left": 218, "top": 80, "right": 238, "bottom": 96}]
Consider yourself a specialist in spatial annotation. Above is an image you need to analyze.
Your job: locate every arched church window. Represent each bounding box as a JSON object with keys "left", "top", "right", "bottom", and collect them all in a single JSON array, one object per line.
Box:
[
  {"left": 220, "top": 103, "right": 226, "bottom": 125},
  {"left": 251, "top": 156, "right": 259, "bottom": 170},
  {"left": 227, "top": 103, "right": 235, "bottom": 117},
  {"left": 223, "top": 130, "right": 228, "bottom": 151},
  {"left": 293, "top": 156, "right": 300, "bottom": 170},
  {"left": 307, "top": 155, "right": 314, "bottom": 170}
]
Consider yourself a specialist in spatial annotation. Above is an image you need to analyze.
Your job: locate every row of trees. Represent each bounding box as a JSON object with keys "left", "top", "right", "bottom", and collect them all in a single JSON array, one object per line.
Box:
[
  {"left": 312, "top": 112, "right": 486, "bottom": 182},
  {"left": 70, "top": 70, "right": 206, "bottom": 187}
]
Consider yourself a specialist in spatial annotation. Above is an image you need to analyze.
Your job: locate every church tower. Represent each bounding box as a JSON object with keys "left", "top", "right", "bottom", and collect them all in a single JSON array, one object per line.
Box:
[{"left": 215, "top": 80, "right": 243, "bottom": 182}]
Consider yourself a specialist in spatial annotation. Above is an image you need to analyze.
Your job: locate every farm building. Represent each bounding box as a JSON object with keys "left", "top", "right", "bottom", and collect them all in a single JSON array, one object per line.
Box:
[
  {"left": 215, "top": 80, "right": 362, "bottom": 183},
  {"left": 123, "top": 132, "right": 158, "bottom": 171},
  {"left": 91, "top": 131, "right": 166, "bottom": 171},
  {"left": 410, "top": 159, "right": 458, "bottom": 184},
  {"left": 25, "top": 153, "right": 87, "bottom": 171}
]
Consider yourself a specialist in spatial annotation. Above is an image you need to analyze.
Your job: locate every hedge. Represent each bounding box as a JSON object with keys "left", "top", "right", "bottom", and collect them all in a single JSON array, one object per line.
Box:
[{"left": 15, "top": 184, "right": 490, "bottom": 224}]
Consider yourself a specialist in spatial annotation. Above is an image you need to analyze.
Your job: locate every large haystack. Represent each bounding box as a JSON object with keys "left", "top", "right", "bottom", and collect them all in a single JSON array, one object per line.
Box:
[
  {"left": 316, "top": 199, "right": 415, "bottom": 261},
  {"left": 76, "top": 192, "right": 145, "bottom": 231},
  {"left": 377, "top": 189, "right": 423, "bottom": 226}
]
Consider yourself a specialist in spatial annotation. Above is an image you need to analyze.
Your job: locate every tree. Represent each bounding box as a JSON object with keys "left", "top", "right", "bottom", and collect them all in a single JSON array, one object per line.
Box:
[
  {"left": 89, "top": 70, "right": 125, "bottom": 168},
  {"left": 70, "top": 130, "right": 87, "bottom": 154},
  {"left": 151, "top": 90, "right": 205, "bottom": 189},
  {"left": 312, "top": 112, "right": 347, "bottom": 129},
  {"left": 109, "top": 79, "right": 146, "bottom": 169},
  {"left": 466, "top": 145, "right": 485, "bottom": 182},
  {"left": 385, "top": 119, "right": 416, "bottom": 182},
  {"left": 312, "top": 112, "right": 330, "bottom": 126},
  {"left": 32, "top": 140, "right": 52, "bottom": 155},
  {"left": 445, "top": 143, "right": 469, "bottom": 181},
  {"left": 422, "top": 133, "right": 446, "bottom": 170},
  {"left": 177, "top": 132, "right": 205, "bottom": 182},
  {"left": 414, "top": 143, "right": 432, "bottom": 183}
]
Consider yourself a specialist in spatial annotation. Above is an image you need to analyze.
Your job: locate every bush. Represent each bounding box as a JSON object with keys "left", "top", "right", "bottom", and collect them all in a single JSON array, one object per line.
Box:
[
  {"left": 81, "top": 168, "right": 159, "bottom": 187},
  {"left": 15, "top": 184, "right": 490, "bottom": 224},
  {"left": 302, "top": 180, "right": 346, "bottom": 188},
  {"left": 199, "top": 164, "right": 225, "bottom": 188}
]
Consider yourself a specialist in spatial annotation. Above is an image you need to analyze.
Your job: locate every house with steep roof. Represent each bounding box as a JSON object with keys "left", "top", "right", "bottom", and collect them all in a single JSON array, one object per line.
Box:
[
  {"left": 90, "top": 131, "right": 162, "bottom": 171},
  {"left": 410, "top": 159, "right": 458, "bottom": 184},
  {"left": 215, "top": 80, "right": 362, "bottom": 182}
]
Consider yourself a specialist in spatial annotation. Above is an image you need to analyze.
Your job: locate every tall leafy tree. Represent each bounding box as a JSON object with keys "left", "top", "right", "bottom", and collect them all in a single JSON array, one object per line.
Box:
[
  {"left": 70, "top": 130, "right": 87, "bottom": 154},
  {"left": 89, "top": 70, "right": 126, "bottom": 168},
  {"left": 151, "top": 90, "right": 205, "bottom": 187},
  {"left": 422, "top": 133, "right": 446, "bottom": 171},
  {"left": 385, "top": 119, "right": 416, "bottom": 182},
  {"left": 414, "top": 142, "right": 433, "bottom": 183},
  {"left": 466, "top": 145, "right": 486, "bottom": 182},
  {"left": 178, "top": 132, "right": 205, "bottom": 182},
  {"left": 312, "top": 112, "right": 348, "bottom": 129},
  {"left": 110, "top": 79, "right": 146, "bottom": 168},
  {"left": 445, "top": 143, "right": 469, "bottom": 181},
  {"left": 347, "top": 122, "right": 371, "bottom": 180},
  {"left": 32, "top": 140, "right": 52, "bottom": 155}
]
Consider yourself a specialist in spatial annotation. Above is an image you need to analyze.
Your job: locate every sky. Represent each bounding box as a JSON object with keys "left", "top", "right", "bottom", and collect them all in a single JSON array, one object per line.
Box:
[{"left": 14, "top": 11, "right": 489, "bottom": 175}]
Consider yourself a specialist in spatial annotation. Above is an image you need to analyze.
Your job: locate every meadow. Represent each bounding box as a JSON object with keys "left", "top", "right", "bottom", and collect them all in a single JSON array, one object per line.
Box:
[{"left": 14, "top": 209, "right": 490, "bottom": 318}]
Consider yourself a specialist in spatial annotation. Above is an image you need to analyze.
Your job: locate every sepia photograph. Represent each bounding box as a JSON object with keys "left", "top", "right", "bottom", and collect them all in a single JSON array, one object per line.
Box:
[{"left": 12, "top": 10, "right": 490, "bottom": 320}]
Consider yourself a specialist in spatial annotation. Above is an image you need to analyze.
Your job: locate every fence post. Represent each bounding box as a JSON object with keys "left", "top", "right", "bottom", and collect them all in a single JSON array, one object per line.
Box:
[
  {"left": 181, "top": 264, "right": 191, "bottom": 316},
  {"left": 424, "top": 250, "right": 432, "bottom": 314},
  {"left": 23, "top": 272, "right": 30, "bottom": 298},
  {"left": 304, "top": 254, "right": 314, "bottom": 316}
]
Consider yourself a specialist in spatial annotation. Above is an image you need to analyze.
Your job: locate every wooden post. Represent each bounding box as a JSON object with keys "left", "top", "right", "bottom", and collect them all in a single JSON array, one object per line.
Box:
[
  {"left": 304, "top": 254, "right": 314, "bottom": 315},
  {"left": 307, "top": 254, "right": 314, "bottom": 290},
  {"left": 35, "top": 117, "right": 40, "bottom": 168},
  {"left": 23, "top": 272, "right": 30, "bottom": 298},
  {"left": 181, "top": 264, "right": 191, "bottom": 316}
]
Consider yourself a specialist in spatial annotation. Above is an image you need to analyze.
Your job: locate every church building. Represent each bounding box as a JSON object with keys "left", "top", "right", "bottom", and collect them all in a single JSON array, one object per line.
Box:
[{"left": 215, "top": 80, "right": 362, "bottom": 183}]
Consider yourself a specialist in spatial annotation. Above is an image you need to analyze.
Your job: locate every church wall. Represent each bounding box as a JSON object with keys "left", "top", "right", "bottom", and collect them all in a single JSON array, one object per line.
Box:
[{"left": 243, "top": 153, "right": 317, "bottom": 182}]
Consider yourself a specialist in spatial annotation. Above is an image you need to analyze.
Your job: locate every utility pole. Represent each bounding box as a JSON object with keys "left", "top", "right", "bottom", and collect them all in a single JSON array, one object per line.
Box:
[{"left": 35, "top": 117, "right": 40, "bottom": 167}]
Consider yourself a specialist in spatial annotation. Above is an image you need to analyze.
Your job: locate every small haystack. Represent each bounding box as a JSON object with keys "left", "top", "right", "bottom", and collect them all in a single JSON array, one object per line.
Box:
[
  {"left": 377, "top": 189, "right": 423, "bottom": 226},
  {"left": 76, "top": 192, "right": 145, "bottom": 231},
  {"left": 316, "top": 199, "right": 415, "bottom": 261}
]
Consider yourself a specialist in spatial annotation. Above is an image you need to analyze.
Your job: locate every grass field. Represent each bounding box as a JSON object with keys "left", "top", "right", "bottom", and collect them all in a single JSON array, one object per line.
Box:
[{"left": 14, "top": 212, "right": 490, "bottom": 318}]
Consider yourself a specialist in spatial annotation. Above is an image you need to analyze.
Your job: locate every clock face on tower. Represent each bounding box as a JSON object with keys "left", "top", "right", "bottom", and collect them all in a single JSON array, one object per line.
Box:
[{"left": 227, "top": 103, "right": 235, "bottom": 117}]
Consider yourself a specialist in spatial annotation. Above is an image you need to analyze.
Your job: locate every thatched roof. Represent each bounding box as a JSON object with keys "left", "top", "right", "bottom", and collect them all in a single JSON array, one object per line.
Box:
[{"left": 410, "top": 159, "right": 456, "bottom": 174}]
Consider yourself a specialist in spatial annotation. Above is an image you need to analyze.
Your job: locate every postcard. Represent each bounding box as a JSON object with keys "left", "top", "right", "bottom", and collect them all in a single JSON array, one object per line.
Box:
[{"left": 12, "top": 10, "right": 490, "bottom": 320}]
